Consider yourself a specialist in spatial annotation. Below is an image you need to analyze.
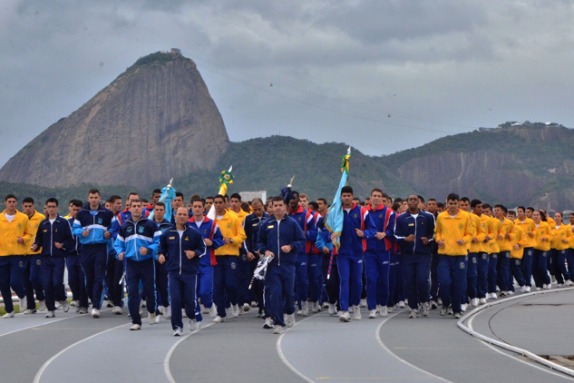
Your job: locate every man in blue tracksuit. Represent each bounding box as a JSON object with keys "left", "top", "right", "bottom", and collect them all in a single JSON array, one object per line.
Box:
[
  {"left": 336, "top": 186, "right": 376, "bottom": 322},
  {"left": 243, "top": 198, "right": 269, "bottom": 317},
  {"left": 150, "top": 202, "right": 174, "bottom": 320},
  {"left": 31, "top": 198, "right": 75, "bottom": 318},
  {"left": 258, "top": 196, "right": 306, "bottom": 334},
  {"left": 365, "top": 188, "right": 395, "bottom": 319},
  {"left": 158, "top": 207, "right": 206, "bottom": 336},
  {"left": 288, "top": 191, "right": 317, "bottom": 316},
  {"left": 188, "top": 197, "right": 223, "bottom": 322},
  {"left": 72, "top": 189, "right": 114, "bottom": 318},
  {"left": 114, "top": 199, "right": 161, "bottom": 331},
  {"left": 394, "top": 194, "right": 435, "bottom": 318},
  {"left": 65, "top": 199, "right": 89, "bottom": 313}
]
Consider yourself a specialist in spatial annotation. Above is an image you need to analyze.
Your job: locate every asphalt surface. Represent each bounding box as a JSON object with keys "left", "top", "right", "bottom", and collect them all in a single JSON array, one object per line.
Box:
[{"left": 1, "top": 288, "right": 573, "bottom": 383}]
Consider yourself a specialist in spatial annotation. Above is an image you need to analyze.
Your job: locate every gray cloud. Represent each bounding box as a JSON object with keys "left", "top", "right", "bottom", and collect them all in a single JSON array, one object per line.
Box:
[{"left": 1, "top": 0, "right": 573, "bottom": 167}]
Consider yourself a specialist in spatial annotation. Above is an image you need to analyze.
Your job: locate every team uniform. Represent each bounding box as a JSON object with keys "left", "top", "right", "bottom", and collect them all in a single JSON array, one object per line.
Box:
[
  {"left": 514, "top": 217, "right": 536, "bottom": 290},
  {"left": 213, "top": 209, "right": 247, "bottom": 321},
  {"left": 0, "top": 210, "right": 31, "bottom": 316},
  {"left": 32, "top": 215, "right": 74, "bottom": 316},
  {"left": 434, "top": 210, "right": 473, "bottom": 317},
  {"left": 258, "top": 214, "right": 305, "bottom": 332},
  {"left": 550, "top": 223, "right": 572, "bottom": 286},
  {"left": 72, "top": 204, "right": 114, "bottom": 315},
  {"left": 159, "top": 225, "right": 206, "bottom": 335},
  {"left": 23, "top": 211, "right": 46, "bottom": 313},
  {"left": 532, "top": 221, "right": 552, "bottom": 289},
  {"left": 337, "top": 203, "right": 376, "bottom": 321},
  {"left": 64, "top": 215, "right": 89, "bottom": 312},
  {"left": 113, "top": 216, "right": 161, "bottom": 327},
  {"left": 394, "top": 209, "right": 435, "bottom": 317},
  {"left": 365, "top": 204, "right": 394, "bottom": 317},
  {"left": 188, "top": 215, "right": 223, "bottom": 320}
]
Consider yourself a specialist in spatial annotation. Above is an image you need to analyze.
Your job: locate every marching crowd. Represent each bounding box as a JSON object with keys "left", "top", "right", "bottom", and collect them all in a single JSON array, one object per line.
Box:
[{"left": 1, "top": 186, "right": 573, "bottom": 336}]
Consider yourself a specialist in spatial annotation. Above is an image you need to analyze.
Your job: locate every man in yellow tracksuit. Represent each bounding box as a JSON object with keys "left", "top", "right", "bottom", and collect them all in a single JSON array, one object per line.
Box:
[
  {"left": 434, "top": 193, "right": 474, "bottom": 319},
  {"left": 22, "top": 197, "right": 46, "bottom": 314},
  {"left": 0, "top": 194, "right": 32, "bottom": 318},
  {"left": 212, "top": 194, "right": 247, "bottom": 323}
]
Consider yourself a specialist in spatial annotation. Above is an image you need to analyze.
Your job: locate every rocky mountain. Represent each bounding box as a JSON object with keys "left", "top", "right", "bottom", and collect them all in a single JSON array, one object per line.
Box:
[{"left": 0, "top": 49, "right": 229, "bottom": 188}]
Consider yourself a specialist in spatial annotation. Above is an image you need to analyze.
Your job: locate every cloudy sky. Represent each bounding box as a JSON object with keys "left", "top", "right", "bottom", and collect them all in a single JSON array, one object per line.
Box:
[{"left": 1, "top": 0, "right": 573, "bottom": 167}]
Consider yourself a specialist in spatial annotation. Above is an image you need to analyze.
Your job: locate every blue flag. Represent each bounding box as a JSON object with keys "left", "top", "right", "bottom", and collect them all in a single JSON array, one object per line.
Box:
[
  {"left": 325, "top": 147, "right": 351, "bottom": 249},
  {"left": 148, "top": 179, "right": 176, "bottom": 222}
]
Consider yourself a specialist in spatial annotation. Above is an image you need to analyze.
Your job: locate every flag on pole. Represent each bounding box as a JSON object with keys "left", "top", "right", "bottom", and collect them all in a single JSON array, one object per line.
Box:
[
  {"left": 147, "top": 178, "right": 176, "bottom": 222},
  {"left": 325, "top": 146, "right": 351, "bottom": 249},
  {"left": 207, "top": 166, "right": 233, "bottom": 220}
]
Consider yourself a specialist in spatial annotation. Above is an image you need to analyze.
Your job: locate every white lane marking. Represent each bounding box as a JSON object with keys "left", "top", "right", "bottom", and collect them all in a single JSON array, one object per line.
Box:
[
  {"left": 33, "top": 322, "right": 130, "bottom": 383},
  {"left": 374, "top": 313, "right": 454, "bottom": 383},
  {"left": 459, "top": 288, "right": 574, "bottom": 379},
  {"left": 276, "top": 313, "right": 318, "bottom": 383},
  {"left": 164, "top": 323, "right": 215, "bottom": 383}
]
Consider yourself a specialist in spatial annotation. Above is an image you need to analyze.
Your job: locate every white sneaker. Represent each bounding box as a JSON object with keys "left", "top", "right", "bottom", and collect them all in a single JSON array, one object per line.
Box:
[
  {"left": 479, "top": 298, "right": 487, "bottom": 305},
  {"left": 19, "top": 296, "right": 27, "bottom": 312},
  {"left": 397, "top": 301, "right": 406, "bottom": 309},
  {"left": 454, "top": 312, "right": 462, "bottom": 319},
  {"left": 301, "top": 301, "right": 309, "bottom": 316},
  {"left": 490, "top": 293, "right": 498, "bottom": 300},
  {"left": 2, "top": 312, "right": 14, "bottom": 319},
  {"left": 91, "top": 308, "right": 100, "bottom": 318},
  {"left": 189, "top": 318, "right": 199, "bottom": 331},
  {"left": 339, "top": 311, "right": 351, "bottom": 322},
  {"left": 368, "top": 309, "right": 377, "bottom": 319},
  {"left": 155, "top": 314, "right": 162, "bottom": 323},
  {"left": 470, "top": 298, "right": 479, "bottom": 307},
  {"left": 273, "top": 325, "right": 285, "bottom": 334},
  {"left": 78, "top": 307, "right": 88, "bottom": 314},
  {"left": 352, "top": 305, "right": 361, "bottom": 320},
  {"left": 173, "top": 327, "right": 183, "bottom": 337},
  {"left": 231, "top": 304, "right": 240, "bottom": 317},
  {"left": 130, "top": 323, "right": 141, "bottom": 331},
  {"left": 311, "top": 301, "right": 321, "bottom": 313},
  {"left": 557, "top": 283, "right": 565, "bottom": 288},
  {"left": 165, "top": 305, "right": 172, "bottom": 319},
  {"left": 461, "top": 303, "right": 468, "bottom": 312},
  {"left": 148, "top": 313, "right": 156, "bottom": 324},
  {"left": 328, "top": 303, "right": 337, "bottom": 315},
  {"left": 242, "top": 303, "right": 251, "bottom": 312},
  {"left": 208, "top": 305, "right": 216, "bottom": 318},
  {"left": 45, "top": 310, "right": 55, "bottom": 318},
  {"left": 60, "top": 300, "right": 70, "bottom": 313},
  {"left": 71, "top": 300, "right": 79, "bottom": 308},
  {"left": 409, "top": 309, "right": 418, "bottom": 318},
  {"left": 440, "top": 307, "right": 448, "bottom": 316},
  {"left": 566, "top": 280, "right": 574, "bottom": 286},
  {"left": 38, "top": 300, "right": 47, "bottom": 313},
  {"left": 520, "top": 286, "right": 528, "bottom": 293},
  {"left": 201, "top": 304, "right": 209, "bottom": 314},
  {"left": 507, "top": 290, "right": 514, "bottom": 295},
  {"left": 360, "top": 298, "right": 367, "bottom": 308},
  {"left": 24, "top": 308, "right": 37, "bottom": 315},
  {"left": 213, "top": 315, "right": 224, "bottom": 323},
  {"left": 112, "top": 306, "right": 122, "bottom": 315},
  {"left": 285, "top": 313, "right": 296, "bottom": 328},
  {"left": 525, "top": 286, "right": 531, "bottom": 292},
  {"left": 421, "top": 302, "right": 430, "bottom": 317},
  {"left": 544, "top": 284, "right": 552, "bottom": 290},
  {"left": 379, "top": 306, "right": 388, "bottom": 317},
  {"left": 263, "top": 317, "right": 274, "bottom": 329}
]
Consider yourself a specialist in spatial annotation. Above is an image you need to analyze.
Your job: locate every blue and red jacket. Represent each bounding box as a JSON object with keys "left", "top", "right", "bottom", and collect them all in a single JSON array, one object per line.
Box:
[
  {"left": 338, "top": 203, "right": 376, "bottom": 256},
  {"left": 188, "top": 216, "right": 223, "bottom": 266},
  {"left": 289, "top": 206, "right": 317, "bottom": 255},
  {"left": 366, "top": 204, "right": 395, "bottom": 253}
]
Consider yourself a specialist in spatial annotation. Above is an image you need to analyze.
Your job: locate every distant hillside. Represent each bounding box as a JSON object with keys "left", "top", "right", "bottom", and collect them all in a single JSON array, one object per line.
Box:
[{"left": 5, "top": 122, "right": 574, "bottom": 211}]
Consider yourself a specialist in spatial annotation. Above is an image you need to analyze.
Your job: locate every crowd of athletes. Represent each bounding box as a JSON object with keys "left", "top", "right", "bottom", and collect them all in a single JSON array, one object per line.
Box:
[{"left": 0, "top": 186, "right": 572, "bottom": 335}]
